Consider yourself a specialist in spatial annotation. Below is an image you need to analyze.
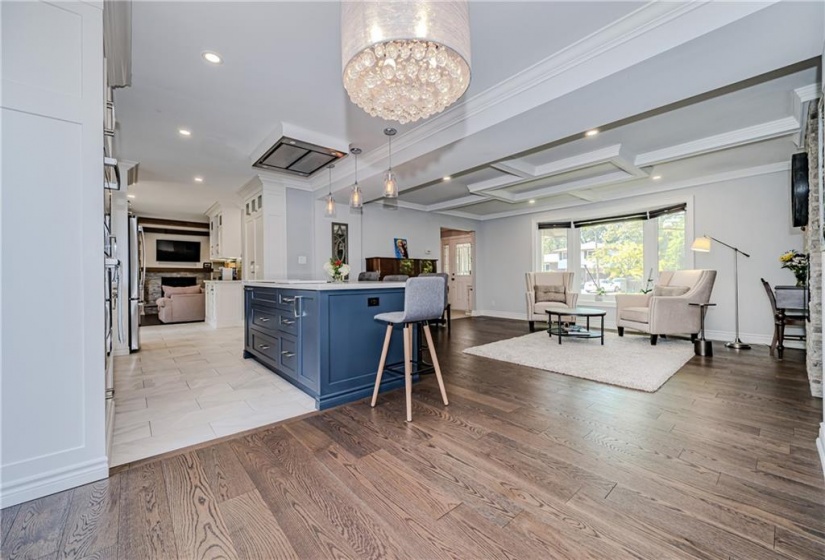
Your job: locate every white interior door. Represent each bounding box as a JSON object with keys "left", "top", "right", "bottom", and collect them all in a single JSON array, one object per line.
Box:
[
  {"left": 244, "top": 218, "right": 256, "bottom": 280},
  {"left": 442, "top": 233, "right": 474, "bottom": 312},
  {"left": 253, "top": 213, "right": 265, "bottom": 280}
]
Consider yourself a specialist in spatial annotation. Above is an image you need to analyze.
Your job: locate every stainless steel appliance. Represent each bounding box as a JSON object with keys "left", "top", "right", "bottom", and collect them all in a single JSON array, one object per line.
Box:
[{"left": 128, "top": 214, "right": 145, "bottom": 352}]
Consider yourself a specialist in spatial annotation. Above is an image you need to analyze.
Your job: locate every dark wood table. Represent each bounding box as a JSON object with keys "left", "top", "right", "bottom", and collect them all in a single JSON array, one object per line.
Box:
[{"left": 546, "top": 307, "right": 606, "bottom": 345}]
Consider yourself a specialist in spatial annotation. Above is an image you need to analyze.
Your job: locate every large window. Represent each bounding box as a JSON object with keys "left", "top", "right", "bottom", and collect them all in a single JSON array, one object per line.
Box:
[
  {"left": 658, "top": 211, "right": 686, "bottom": 271},
  {"left": 539, "top": 228, "right": 567, "bottom": 271},
  {"left": 535, "top": 204, "right": 687, "bottom": 298},
  {"left": 580, "top": 221, "right": 644, "bottom": 294}
]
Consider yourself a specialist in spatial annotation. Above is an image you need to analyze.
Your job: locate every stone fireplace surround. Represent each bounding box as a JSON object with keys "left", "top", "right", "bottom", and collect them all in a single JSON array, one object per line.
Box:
[{"left": 143, "top": 270, "right": 209, "bottom": 315}]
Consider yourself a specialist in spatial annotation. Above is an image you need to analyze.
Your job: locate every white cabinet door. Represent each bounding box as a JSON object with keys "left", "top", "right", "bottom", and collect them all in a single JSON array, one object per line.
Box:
[{"left": 253, "top": 213, "right": 265, "bottom": 280}]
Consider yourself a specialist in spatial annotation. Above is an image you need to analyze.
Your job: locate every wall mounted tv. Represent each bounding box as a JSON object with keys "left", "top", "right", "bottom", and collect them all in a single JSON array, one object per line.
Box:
[{"left": 156, "top": 239, "right": 201, "bottom": 262}]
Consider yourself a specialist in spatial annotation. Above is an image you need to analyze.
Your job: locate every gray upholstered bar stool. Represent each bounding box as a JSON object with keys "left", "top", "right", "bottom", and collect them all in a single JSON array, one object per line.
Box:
[{"left": 371, "top": 277, "right": 449, "bottom": 422}]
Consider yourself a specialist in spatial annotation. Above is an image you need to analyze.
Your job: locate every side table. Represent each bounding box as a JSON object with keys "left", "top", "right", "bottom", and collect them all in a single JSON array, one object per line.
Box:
[{"left": 689, "top": 302, "right": 715, "bottom": 356}]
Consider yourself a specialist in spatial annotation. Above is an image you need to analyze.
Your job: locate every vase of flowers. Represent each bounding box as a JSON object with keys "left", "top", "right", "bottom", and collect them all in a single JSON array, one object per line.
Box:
[
  {"left": 779, "top": 250, "right": 808, "bottom": 287},
  {"left": 323, "top": 258, "right": 350, "bottom": 283}
]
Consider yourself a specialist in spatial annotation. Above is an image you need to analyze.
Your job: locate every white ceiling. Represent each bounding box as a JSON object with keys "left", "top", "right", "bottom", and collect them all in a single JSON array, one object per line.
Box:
[{"left": 116, "top": 1, "right": 824, "bottom": 221}]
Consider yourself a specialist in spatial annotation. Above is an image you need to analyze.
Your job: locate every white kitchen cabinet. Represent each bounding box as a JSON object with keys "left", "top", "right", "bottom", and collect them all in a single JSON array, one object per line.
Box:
[
  {"left": 204, "top": 281, "right": 244, "bottom": 328},
  {"left": 240, "top": 178, "right": 286, "bottom": 281},
  {"left": 205, "top": 203, "right": 242, "bottom": 259}
]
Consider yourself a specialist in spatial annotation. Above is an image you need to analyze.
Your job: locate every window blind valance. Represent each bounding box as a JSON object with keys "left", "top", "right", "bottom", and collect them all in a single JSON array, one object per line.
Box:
[{"left": 537, "top": 203, "right": 687, "bottom": 230}]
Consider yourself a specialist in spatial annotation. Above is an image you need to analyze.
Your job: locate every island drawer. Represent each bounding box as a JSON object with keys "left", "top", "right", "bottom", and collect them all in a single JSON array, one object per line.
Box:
[
  {"left": 249, "top": 305, "right": 279, "bottom": 335},
  {"left": 275, "top": 310, "right": 299, "bottom": 335},
  {"left": 279, "top": 335, "right": 299, "bottom": 377},
  {"left": 248, "top": 287, "right": 279, "bottom": 305},
  {"left": 249, "top": 330, "right": 280, "bottom": 364}
]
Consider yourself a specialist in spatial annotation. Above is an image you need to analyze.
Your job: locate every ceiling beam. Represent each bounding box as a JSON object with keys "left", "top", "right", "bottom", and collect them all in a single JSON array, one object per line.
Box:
[{"left": 634, "top": 117, "right": 799, "bottom": 167}]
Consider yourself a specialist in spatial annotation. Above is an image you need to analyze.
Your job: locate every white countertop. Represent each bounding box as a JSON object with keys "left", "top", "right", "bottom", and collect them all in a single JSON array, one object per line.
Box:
[
  {"left": 203, "top": 280, "right": 243, "bottom": 283},
  {"left": 243, "top": 280, "right": 405, "bottom": 291}
]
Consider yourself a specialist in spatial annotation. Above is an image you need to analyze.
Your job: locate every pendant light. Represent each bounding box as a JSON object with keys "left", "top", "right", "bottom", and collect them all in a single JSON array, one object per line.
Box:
[
  {"left": 349, "top": 147, "right": 363, "bottom": 209},
  {"left": 383, "top": 128, "right": 398, "bottom": 198},
  {"left": 324, "top": 164, "right": 336, "bottom": 218}
]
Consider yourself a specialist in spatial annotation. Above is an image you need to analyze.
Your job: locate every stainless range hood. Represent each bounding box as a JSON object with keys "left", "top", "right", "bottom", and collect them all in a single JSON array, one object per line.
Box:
[{"left": 253, "top": 136, "right": 346, "bottom": 177}]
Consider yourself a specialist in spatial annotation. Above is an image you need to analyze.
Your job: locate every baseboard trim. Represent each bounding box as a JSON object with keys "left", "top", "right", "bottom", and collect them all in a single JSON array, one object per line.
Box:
[
  {"left": 472, "top": 310, "right": 528, "bottom": 321},
  {"left": 0, "top": 457, "right": 109, "bottom": 508}
]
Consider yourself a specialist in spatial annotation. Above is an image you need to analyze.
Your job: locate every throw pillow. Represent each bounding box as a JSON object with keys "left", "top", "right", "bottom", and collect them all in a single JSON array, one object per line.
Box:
[
  {"left": 653, "top": 285, "right": 690, "bottom": 297},
  {"left": 162, "top": 285, "right": 201, "bottom": 297},
  {"left": 535, "top": 284, "right": 566, "bottom": 303}
]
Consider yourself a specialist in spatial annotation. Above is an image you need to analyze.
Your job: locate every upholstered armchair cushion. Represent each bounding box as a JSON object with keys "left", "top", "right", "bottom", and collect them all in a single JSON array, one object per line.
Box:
[
  {"left": 535, "top": 284, "right": 567, "bottom": 303},
  {"left": 615, "top": 269, "right": 716, "bottom": 339},
  {"left": 525, "top": 272, "right": 578, "bottom": 329},
  {"left": 156, "top": 292, "right": 205, "bottom": 324}
]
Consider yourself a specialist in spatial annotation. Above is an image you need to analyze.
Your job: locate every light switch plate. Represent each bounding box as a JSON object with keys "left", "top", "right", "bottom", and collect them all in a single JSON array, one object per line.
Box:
[{"left": 297, "top": 255, "right": 307, "bottom": 264}]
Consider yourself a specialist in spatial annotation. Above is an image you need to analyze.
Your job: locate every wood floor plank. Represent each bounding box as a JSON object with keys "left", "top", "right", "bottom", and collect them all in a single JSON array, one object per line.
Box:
[
  {"left": 117, "top": 462, "right": 178, "bottom": 560},
  {"left": 230, "top": 431, "right": 359, "bottom": 560},
  {"left": 161, "top": 452, "right": 239, "bottom": 560},
  {"left": 195, "top": 444, "right": 256, "bottom": 503},
  {"left": 57, "top": 478, "right": 121, "bottom": 559},
  {"left": 1, "top": 489, "right": 73, "bottom": 560},
  {"left": 219, "top": 490, "right": 299, "bottom": 560},
  {"left": 1, "top": 318, "right": 821, "bottom": 560}
]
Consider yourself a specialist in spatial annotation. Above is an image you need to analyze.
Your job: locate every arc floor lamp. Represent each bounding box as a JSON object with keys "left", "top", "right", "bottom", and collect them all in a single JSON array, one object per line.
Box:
[{"left": 691, "top": 235, "right": 751, "bottom": 350}]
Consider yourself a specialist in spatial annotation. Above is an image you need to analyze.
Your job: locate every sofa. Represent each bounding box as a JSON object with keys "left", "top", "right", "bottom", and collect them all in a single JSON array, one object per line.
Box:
[
  {"left": 525, "top": 272, "right": 578, "bottom": 331},
  {"left": 156, "top": 285, "right": 205, "bottom": 324},
  {"left": 614, "top": 269, "right": 717, "bottom": 345}
]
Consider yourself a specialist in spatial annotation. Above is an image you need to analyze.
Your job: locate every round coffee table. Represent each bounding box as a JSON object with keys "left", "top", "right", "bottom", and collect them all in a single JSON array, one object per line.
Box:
[{"left": 546, "top": 307, "right": 607, "bottom": 345}]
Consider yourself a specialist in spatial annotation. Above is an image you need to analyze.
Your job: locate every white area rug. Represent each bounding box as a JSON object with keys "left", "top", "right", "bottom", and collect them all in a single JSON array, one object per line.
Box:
[{"left": 463, "top": 331, "right": 695, "bottom": 392}]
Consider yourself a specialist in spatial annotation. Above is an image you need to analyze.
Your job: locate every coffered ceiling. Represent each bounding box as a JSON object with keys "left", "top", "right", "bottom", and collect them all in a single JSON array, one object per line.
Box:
[{"left": 116, "top": 1, "right": 824, "bottom": 221}]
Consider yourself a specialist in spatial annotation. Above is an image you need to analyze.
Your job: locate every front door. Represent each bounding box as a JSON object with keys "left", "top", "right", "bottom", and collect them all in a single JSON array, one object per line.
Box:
[{"left": 441, "top": 232, "right": 474, "bottom": 312}]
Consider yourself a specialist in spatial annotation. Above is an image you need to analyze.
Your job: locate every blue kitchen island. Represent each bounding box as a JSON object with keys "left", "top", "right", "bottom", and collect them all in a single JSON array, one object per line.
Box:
[{"left": 243, "top": 281, "right": 418, "bottom": 409}]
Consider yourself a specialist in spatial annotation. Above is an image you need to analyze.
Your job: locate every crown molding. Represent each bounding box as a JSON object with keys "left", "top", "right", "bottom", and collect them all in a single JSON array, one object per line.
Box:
[
  {"left": 446, "top": 162, "right": 790, "bottom": 221},
  {"left": 635, "top": 117, "right": 799, "bottom": 167}
]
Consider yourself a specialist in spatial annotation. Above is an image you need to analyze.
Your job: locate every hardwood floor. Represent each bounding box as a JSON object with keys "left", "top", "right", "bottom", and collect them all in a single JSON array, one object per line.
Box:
[{"left": 2, "top": 317, "right": 823, "bottom": 559}]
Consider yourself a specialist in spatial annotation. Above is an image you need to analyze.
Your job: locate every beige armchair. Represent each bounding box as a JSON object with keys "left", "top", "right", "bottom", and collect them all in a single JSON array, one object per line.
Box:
[
  {"left": 525, "top": 272, "right": 578, "bottom": 332},
  {"left": 615, "top": 269, "right": 717, "bottom": 345},
  {"left": 156, "top": 285, "right": 205, "bottom": 324}
]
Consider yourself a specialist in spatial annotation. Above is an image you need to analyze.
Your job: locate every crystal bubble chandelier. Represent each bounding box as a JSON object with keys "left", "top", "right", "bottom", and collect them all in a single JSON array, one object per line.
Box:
[{"left": 341, "top": 0, "right": 471, "bottom": 124}]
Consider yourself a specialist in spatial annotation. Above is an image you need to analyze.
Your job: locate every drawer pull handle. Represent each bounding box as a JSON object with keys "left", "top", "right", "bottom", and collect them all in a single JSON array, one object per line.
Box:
[
  {"left": 281, "top": 351, "right": 295, "bottom": 358},
  {"left": 281, "top": 319, "right": 295, "bottom": 325},
  {"left": 259, "top": 317, "right": 270, "bottom": 322},
  {"left": 281, "top": 297, "right": 295, "bottom": 303},
  {"left": 258, "top": 344, "right": 270, "bottom": 350}
]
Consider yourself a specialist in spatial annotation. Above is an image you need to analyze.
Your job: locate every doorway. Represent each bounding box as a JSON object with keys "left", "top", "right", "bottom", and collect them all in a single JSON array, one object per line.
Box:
[{"left": 440, "top": 228, "right": 475, "bottom": 315}]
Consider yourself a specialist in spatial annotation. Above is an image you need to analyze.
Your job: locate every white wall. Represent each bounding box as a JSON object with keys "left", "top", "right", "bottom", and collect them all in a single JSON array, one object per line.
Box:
[
  {"left": 286, "top": 189, "right": 315, "bottom": 280},
  {"left": 314, "top": 201, "right": 363, "bottom": 279},
  {"left": 1, "top": 1, "right": 107, "bottom": 507},
  {"left": 142, "top": 230, "right": 210, "bottom": 268},
  {"left": 361, "top": 203, "right": 479, "bottom": 268},
  {"left": 475, "top": 170, "right": 804, "bottom": 343}
]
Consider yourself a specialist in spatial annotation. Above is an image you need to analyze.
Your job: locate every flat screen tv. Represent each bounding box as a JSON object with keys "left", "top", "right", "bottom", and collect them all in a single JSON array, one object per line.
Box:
[{"left": 156, "top": 239, "right": 200, "bottom": 262}]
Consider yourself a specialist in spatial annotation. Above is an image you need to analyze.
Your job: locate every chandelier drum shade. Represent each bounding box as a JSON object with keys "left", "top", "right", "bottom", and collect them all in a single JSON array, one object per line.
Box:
[{"left": 341, "top": 0, "right": 471, "bottom": 124}]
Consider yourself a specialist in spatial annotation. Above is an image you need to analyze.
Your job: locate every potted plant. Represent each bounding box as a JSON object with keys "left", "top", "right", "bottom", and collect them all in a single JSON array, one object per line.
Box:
[
  {"left": 399, "top": 259, "right": 414, "bottom": 276},
  {"left": 595, "top": 286, "right": 606, "bottom": 302},
  {"left": 323, "top": 258, "right": 350, "bottom": 283},
  {"left": 779, "top": 250, "right": 808, "bottom": 287}
]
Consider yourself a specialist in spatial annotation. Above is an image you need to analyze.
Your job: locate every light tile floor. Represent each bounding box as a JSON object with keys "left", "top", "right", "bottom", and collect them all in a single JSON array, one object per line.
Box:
[{"left": 111, "top": 322, "right": 316, "bottom": 466}]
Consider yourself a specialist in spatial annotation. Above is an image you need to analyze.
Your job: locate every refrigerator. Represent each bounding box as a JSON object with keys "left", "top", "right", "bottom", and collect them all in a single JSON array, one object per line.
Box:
[{"left": 128, "top": 214, "right": 145, "bottom": 352}]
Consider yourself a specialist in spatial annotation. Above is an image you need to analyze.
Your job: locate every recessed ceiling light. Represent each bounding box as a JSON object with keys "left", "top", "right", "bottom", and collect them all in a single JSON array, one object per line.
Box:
[
  {"left": 202, "top": 51, "right": 223, "bottom": 64},
  {"left": 652, "top": 175, "right": 662, "bottom": 180},
  {"left": 585, "top": 129, "right": 599, "bottom": 137},
  {"left": 127, "top": 194, "right": 135, "bottom": 199},
  {"left": 194, "top": 176, "right": 204, "bottom": 183},
  {"left": 528, "top": 199, "right": 536, "bottom": 204},
  {"left": 178, "top": 128, "right": 192, "bottom": 136},
  {"left": 443, "top": 176, "right": 451, "bottom": 181}
]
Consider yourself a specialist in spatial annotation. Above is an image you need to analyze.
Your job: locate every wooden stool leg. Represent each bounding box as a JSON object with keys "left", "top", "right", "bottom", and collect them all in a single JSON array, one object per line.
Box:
[
  {"left": 423, "top": 324, "right": 449, "bottom": 406},
  {"left": 404, "top": 325, "right": 413, "bottom": 422},
  {"left": 371, "top": 324, "right": 394, "bottom": 407}
]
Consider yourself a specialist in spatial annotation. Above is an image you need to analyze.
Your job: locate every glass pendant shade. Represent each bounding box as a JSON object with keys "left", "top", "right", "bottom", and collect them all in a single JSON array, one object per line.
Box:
[
  {"left": 383, "top": 170, "right": 398, "bottom": 198},
  {"left": 350, "top": 184, "right": 363, "bottom": 208},
  {"left": 349, "top": 147, "right": 363, "bottom": 209},
  {"left": 383, "top": 127, "right": 398, "bottom": 198},
  {"left": 324, "top": 194, "right": 336, "bottom": 217},
  {"left": 341, "top": 0, "right": 471, "bottom": 124},
  {"left": 324, "top": 164, "right": 336, "bottom": 218}
]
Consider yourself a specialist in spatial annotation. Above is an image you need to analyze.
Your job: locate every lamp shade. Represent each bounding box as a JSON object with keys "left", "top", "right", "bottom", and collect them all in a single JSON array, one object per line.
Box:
[
  {"left": 341, "top": 0, "right": 471, "bottom": 124},
  {"left": 691, "top": 236, "right": 711, "bottom": 252}
]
